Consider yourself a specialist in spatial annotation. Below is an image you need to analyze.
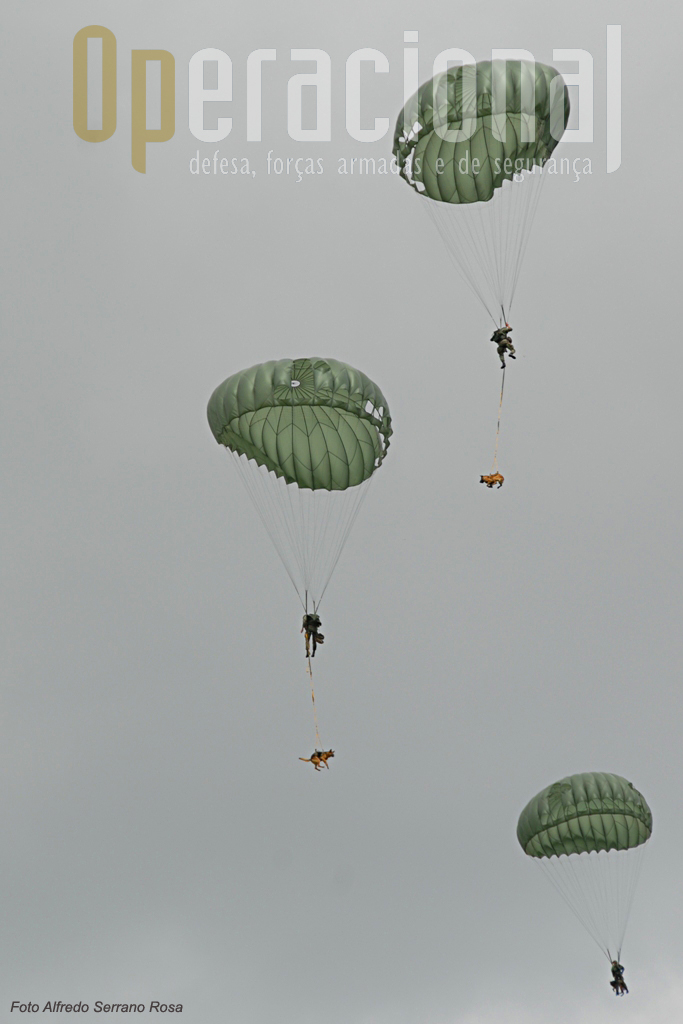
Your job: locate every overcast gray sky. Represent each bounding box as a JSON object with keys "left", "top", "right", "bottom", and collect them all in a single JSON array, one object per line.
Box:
[{"left": 2, "top": 1, "right": 682, "bottom": 1021}]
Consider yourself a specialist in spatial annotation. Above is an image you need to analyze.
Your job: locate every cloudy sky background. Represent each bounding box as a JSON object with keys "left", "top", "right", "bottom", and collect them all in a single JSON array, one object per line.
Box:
[{"left": 2, "top": 1, "right": 682, "bottom": 1021}]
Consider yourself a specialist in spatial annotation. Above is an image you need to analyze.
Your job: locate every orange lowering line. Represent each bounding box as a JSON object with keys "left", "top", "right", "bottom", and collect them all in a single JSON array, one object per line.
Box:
[
  {"left": 490, "top": 366, "right": 506, "bottom": 474},
  {"left": 306, "top": 656, "right": 322, "bottom": 749}
]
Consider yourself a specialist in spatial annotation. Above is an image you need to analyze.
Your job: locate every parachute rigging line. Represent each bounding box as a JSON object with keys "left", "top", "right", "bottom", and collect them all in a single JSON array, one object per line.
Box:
[
  {"left": 421, "top": 166, "right": 548, "bottom": 324},
  {"left": 229, "top": 450, "right": 372, "bottom": 613},
  {"left": 535, "top": 845, "right": 647, "bottom": 962}
]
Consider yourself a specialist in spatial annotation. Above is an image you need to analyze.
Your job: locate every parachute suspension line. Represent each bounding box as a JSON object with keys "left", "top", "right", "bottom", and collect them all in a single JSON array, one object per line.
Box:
[
  {"left": 508, "top": 165, "right": 548, "bottom": 314},
  {"left": 230, "top": 450, "right": 306, "bottom": 609},
  {"left": 535, "top": 846, "right": 647, "bottom": 962},
  {"left": 316, "top": 476, "right": 373, "bottom": 609},
  {"left": 421, "top": 166, "right": 548, "bottom": 322},
  {"left": 614, "top": 843, "right": 648, "bottom": 961},
  {"left": 230, "top": 452, "right": 372, "bottom": 610},
  {"left": 490, "top": 367, "right": 506, "bottom": 474},
  {"left": 299, "top": 478, "right": 369, "bottom": 608},
  {"left": 423, "top": 199, "right": 498, "bottom": 325},
  {"left": 536, "top": 857, "right": 611, "bottom": 960}
]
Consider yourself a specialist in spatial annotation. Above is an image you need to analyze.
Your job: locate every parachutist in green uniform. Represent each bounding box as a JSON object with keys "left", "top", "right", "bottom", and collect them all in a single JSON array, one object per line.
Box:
[
  {"left": 491, "top": 324, "right": 515, "bottom": 368},
  {"left": 610, "top": 961, "right": 628, "bottom": 996},
  {"left": 302, "top": 613, "right": 324, "bottom": 658}
]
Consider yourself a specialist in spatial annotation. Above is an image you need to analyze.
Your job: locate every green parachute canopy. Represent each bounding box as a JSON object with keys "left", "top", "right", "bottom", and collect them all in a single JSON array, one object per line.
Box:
[
  {"left": 393, "top": 59, "right": 570, "bottom": 204},
  {"left": 517, "top": 773, "right": 652, "bottom": 963},
  {"left": 208, "top": 357, "right": 392, "bottom": 610},
  {"left": 517, "top": 773, "right": 653, "bottom": 859},
  {"left": 208, "top": 357, "right": 392, "bottom": 491},
  {"left": 392, "top": 60, "right": 571, "bottom": 322}
]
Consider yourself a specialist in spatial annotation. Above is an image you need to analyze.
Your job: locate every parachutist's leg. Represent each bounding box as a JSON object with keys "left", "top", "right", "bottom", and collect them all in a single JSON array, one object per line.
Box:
[{"left": 305, "top": 632, "right": 311, "bottom": 658}]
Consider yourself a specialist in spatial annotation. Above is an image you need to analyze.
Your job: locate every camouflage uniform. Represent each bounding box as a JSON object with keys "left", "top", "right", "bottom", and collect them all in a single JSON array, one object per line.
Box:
[
  {"left": 491, "top": 326, "right": 516, "bottom": 368},
  {"left": 302, "top": 613, "right": 324, "bottom": 658}
]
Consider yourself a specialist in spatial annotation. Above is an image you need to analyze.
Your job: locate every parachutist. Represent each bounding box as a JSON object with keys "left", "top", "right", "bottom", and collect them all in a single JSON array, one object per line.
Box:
[
  {"left": 491, "top": 324, "right": 515, "bottom": 368},
  {"left": 610, "top": 961, "right": 628, "bottom": 996},
  {"left": 302, "top": 613, "right": 324, "bottom": 658},
  {"left": 299, "top": 749, "right": 334, "bottom": 770}
]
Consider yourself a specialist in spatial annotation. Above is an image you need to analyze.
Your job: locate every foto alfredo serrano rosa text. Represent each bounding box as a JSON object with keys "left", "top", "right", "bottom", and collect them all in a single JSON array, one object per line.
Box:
[{"left": 11, "top": 1000, "right": 183, "bottom": 1013}]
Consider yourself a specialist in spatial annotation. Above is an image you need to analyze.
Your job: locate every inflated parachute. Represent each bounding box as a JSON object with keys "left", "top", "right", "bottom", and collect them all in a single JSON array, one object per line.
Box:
[
  {"left": 393, "top": 59, "right": 570, "bottom": 323},
  {"left": 207, "top": 357, "right": 392, "bottom": 613},
  {"left": 518, "top": 773, "right": 652, "bottom": 961}
]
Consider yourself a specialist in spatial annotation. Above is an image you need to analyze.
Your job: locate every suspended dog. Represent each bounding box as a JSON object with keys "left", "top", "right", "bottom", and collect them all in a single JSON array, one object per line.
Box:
[{"left": 299, "top": 750, "right": 335, "bottom": 771}]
